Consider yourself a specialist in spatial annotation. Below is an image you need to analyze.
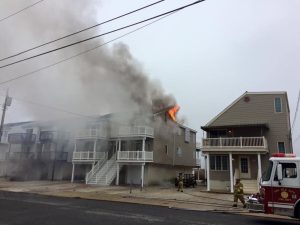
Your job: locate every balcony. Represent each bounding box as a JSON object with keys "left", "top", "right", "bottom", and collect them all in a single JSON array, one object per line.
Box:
[
  {"left": 75, "top": 128, "right": 107, "bottom": 139},
  {"left": 72, "top": 151, "right": 106, "bottom": 163},
  {"left": 8, "top": 133, "right": 36, "bottom": 144},
  {"left": 6, "top": 152, "right": 36, "bottom": 160},
  {"left": 196, "top": 158, "right": 201, "bottom": 166},
  {"left": 37, "top": 151, "right": 68, "bottom": 161},
  {"left": 117, "top": 151, "right": 153, "bottom": 162},
  {"left": 201, "top": 137, "right": 268, "bottom": 153},
  {"left": 39, "top": 131, "right": 57, "bottom": 142},
  {"left": 112, "top": 126, "right": 154, "bottom": 138}
]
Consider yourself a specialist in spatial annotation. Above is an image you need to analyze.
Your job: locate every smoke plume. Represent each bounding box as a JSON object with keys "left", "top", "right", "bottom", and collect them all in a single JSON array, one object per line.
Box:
[{"left": 0, "top": 0, "right": 176, "bottom": 122}]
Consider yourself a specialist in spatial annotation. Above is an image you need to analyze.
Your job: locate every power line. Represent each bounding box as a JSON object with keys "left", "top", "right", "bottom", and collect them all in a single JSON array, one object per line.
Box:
[
  {"left": 0, "top": 0, "right": 165, "bottom": 62},
  {"left": 292, "top": 89, "right": 300, "bottom": 133},
  {"left": 0, "top": 0, "right": 205, "bottom": 69},
  {"left": 0, "top": 0, "right": 45, "bottom": 23},
  {"left": 1, "top": 94, "right": 92, "bottom": 119},
  {"left": 0, "top": 10, "right": 178, "bottom": 86}
]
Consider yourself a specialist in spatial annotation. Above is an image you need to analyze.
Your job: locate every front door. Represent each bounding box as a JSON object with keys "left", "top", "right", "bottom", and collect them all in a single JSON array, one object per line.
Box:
[{"left": 239, "top": 156, "right": 251, "bottom": 179}]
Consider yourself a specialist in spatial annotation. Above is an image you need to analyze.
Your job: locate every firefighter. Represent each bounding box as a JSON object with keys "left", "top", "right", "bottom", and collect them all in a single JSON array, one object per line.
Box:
[
  {"left": 233, "top": 179, "right": 246, "bottom": 208},
  {"left": 177, "top": 173, "right": 183, "bottom": 192}
]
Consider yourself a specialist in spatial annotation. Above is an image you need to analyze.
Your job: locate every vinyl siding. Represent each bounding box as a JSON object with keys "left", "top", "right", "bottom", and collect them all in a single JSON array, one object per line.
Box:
[
  {"left": 152, "top": 114, "right": 196, "bottom": 167},
  {"left": 209, "top": 93, "right": 292, "bottom": 155}
]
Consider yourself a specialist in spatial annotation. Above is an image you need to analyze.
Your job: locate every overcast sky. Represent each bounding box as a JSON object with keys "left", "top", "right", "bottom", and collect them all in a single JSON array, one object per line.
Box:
[{"left": 0, "top": 0, "right": 299, "bottom": 153}]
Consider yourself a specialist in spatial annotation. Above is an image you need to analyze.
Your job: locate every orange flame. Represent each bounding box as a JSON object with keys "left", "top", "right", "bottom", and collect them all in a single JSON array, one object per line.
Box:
[{"left": 168, "top": 105, "right": 180, "bottom": 122}]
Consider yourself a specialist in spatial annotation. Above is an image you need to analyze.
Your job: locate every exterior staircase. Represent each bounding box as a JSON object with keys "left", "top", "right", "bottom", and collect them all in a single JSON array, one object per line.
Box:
[
  {"left": 86, "top": 153, "right": 121, "bottom": 185},
  {"left": 241, "top": 179, "right": 258, "bottom": 194}
]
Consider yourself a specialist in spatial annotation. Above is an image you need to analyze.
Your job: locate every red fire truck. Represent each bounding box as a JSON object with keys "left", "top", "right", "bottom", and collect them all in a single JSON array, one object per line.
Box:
[{"left": 247, "top": 153, "right": 300, "bottom": 219}]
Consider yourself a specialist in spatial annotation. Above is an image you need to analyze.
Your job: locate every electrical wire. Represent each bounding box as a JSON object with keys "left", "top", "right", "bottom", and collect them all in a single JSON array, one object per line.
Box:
[
  {"left": 0, "top": 11, "right": 177, "bottom": 86},
  {"left": 0, "top": 0, "right": 205, "bottom": 69},
  {"left": 0, "top": 0, "right": 165, "bottom": 62},
  {"left": 1, "top": 94, "right": 93, "bottom": 119},
  {"left": 0, "top": 0, "right": 45, "bottom": 23},
  {"left": 0, "top": 12, "right": 178, "bottom": 118}
]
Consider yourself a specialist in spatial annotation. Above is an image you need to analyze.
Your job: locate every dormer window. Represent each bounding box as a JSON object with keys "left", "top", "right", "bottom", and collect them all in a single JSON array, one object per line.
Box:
[{"left": 274, "top": 97, "right": 282, "bottom": 113}]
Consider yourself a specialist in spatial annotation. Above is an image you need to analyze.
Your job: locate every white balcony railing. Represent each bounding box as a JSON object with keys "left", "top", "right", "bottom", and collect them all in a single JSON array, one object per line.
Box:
[
  {"left": 76, "top": 128, "right": 107, "bottom": 139},
  {"left": 117, "top": 151, "right": 153, "bottom": 162},
  {"left": 72, "top": 151, "right": 106, "bottom": 162},
  {"left": 112, "top": 126, "right": 154, "bottom": 138},
  {"left": 202, "top": 137, "right": 267, "bottom": 148}
]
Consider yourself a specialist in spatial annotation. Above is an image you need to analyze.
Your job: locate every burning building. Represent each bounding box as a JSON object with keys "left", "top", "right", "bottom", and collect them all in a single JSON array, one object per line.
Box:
[{"left": 0, "top": 106, "right": 197, "bottom": 186}]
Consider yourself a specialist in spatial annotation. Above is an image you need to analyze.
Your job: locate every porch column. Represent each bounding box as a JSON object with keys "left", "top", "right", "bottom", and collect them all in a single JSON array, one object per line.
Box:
[
  {"left": 93, "top": 139, "right": 97, "bottom": 160},
  {"left": 93, "top": 140, "right": 97, "bottom": 153},
  {"left": 71, "top": 163, "right": 75, "bottom": 183},
  {"left": 116, "top": 163, "right": 120, "bottom": 185},
  {"left": 142, "top": 137, "right": 146, "bottom": 151},
  {"left": 257, "top": 153, "right": 262, "bottom": 181},
  {"left": 118, "top": 139, "right": 121, "bottom": 160},
  {"left": 142, "top": 137, "right": 146, "bottom": 161},
  {"left": 74, "top": 140, "right": 77, "bottom": 152},
  {"left": 207, "top": 154, "right": 210, "bottom": 191},
  {"left": 118, "top": 139, "right": 121, "bottom": 151},
  {"left": 229, "top": 153, "right": 233, "bottom": 193},
  {"left": 141, "top": 163, "right": 145, "bottom": 188}
]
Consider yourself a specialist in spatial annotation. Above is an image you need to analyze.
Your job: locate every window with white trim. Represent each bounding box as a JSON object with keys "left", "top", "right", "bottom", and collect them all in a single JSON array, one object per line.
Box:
[
  {"left": 210, "top": 155, "right": 229, "bottom": 171},
  {"left": 274, "top": 97, "right": 282, "bottom": 113},
  {"left": 278, "top": 142, "right": 285, "bottom": 153},
  {"left": 185, "top": 128, "right": 190, "bottom": 143}
]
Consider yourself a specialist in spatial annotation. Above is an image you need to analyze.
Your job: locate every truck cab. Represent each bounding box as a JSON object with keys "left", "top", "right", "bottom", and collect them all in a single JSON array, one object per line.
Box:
[{"left": 249, "top": 153, "right": 300, "bottom": 218}]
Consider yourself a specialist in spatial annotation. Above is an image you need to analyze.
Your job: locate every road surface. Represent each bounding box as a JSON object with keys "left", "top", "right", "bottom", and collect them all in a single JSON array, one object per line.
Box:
[{"left": 0, "top": 191, "right": 298, "bottom": 225}]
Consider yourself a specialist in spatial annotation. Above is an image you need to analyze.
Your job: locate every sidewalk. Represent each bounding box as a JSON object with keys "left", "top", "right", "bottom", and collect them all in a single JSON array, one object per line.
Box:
[{"left": 0, "top": 179, "right": 295, "bottom": 221}]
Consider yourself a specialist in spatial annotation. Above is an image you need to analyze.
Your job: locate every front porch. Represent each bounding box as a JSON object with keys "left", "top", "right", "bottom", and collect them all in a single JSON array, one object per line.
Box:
[{"left": 202, "top": 137, "right": 269, "bottom": 193}]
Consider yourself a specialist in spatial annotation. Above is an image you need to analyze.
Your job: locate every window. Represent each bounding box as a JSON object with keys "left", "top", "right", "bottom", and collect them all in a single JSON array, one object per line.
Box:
[
  {"left": 274, "top": 97, "right": 282, "bottom": 113},
  {"left": 262, "top": 161, "right": 273, "bottom": 181},
  {"left": 282, "top": 163, "right": 297, "bottom": 178},
  {"left": 278, "top": 142, "right": 285, "bottom": 153},
  {"left": 240, "top": 158, "right": 249, "bottom": 173},
  {"left": 191, "top": 133, "right": 196, "bottom": 143},
  {"left": 177, "top": 147, "right": 182, "bottom": 157},
  {"left": 165, "top": 145, "right": 168, "bottom": 155},
  {"left": 210, "top": 155, "right": 229, "bottom": 171},
  {"left": 185, "top": 128, "right": 190, "bottom": 143}
]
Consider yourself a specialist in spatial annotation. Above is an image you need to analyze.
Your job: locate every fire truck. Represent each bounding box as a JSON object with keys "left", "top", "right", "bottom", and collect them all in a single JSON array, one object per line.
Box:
[{"left": 247, "top": 153, "right": 300, "bottom": 219}]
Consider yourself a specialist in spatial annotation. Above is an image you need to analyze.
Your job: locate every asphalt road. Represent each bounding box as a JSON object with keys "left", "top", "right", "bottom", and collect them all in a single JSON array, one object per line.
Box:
[{"left": 0, "top": 191, "right": 298, "bottom": 225}]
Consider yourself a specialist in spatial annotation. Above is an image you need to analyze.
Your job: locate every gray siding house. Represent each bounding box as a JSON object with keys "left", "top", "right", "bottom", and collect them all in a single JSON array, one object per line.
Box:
[
  {"left": 201, "top": 92, "right": 292, "bottom": 193},
  {"left": 0, "top": 109, "right": 197, "bottom": 186},
  {"left": 72, "top": 110, "right": 197, "bottom": 186}
]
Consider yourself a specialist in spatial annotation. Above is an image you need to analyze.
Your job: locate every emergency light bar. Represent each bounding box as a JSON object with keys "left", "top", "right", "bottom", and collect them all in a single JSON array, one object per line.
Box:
[{"left": 272, "top": 153, "right": 296, "bottom": 158}]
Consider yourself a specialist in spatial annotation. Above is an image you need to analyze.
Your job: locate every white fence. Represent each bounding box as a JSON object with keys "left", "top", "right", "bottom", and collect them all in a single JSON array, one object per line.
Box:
[
  {"left": 113, "top": 126, "right": 154, "bottom": 138},
  {"left": 202, "top": 137, "right": 267, "bottom": 148},
  {"left": 76, "top": 128, "right": 107, "bottom": 139},
  {"left": 72, "top": 151, "right": 106, "bottom": 161},
  {"left": 117, "top": 151, "right": 153, "bottom": 161}
]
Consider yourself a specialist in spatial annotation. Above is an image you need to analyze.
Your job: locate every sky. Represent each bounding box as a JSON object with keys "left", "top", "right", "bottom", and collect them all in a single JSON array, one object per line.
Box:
[{"left": 0, "top": 0, "right": 299, "bottom": 153}]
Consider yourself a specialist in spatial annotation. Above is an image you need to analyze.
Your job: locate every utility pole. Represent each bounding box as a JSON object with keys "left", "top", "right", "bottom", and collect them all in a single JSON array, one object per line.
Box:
[{"left": 0, "top": 90, "right": 12, "bottom": 142}]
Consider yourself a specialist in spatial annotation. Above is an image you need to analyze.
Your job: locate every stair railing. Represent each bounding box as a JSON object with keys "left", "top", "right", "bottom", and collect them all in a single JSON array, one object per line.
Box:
[
  {"left": 94, "top": 153, "right": 116, "bottom": 184},
  {"left": 86, "top": 152, "right": 107, "bottom": 184}
]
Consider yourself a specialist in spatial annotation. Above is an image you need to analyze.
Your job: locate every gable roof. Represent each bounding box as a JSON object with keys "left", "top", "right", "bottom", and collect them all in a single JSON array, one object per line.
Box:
[{"left": 204, "top": 91, "right": 289, "bottom": 128}]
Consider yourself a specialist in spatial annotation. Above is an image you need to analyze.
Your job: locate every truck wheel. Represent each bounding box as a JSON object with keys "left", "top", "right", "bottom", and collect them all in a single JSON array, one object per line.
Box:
[{"left": 295, "top": 204, "right": 300, "bottom": 219}]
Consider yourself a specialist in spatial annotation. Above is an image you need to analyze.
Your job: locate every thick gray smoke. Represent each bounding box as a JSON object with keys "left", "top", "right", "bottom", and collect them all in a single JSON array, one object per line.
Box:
[{"left": 0, "top": 0, "right": 176, "bottom": 122}]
